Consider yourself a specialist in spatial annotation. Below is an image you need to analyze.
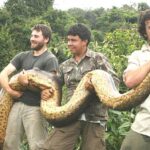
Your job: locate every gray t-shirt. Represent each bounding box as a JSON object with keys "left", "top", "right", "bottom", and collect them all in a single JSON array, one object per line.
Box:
[{"left": 11, "top": 50, "right": 58, "bottom": 106}]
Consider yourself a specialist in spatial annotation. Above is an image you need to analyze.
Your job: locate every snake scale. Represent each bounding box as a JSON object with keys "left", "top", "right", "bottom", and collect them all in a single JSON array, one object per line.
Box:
[{"left": 0, "top": 68, "right": 150, "bottom": 143}]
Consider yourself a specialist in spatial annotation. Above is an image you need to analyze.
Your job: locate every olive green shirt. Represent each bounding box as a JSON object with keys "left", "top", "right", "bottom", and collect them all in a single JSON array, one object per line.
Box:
[{"left": 59, "top": 49, "right": 119, "bottom": 124}]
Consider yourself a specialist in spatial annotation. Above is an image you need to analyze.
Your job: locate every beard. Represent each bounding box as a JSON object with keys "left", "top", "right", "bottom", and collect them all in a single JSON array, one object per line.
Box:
[{"left": 31, "top": 42, "right": 44, "bottom": 51}]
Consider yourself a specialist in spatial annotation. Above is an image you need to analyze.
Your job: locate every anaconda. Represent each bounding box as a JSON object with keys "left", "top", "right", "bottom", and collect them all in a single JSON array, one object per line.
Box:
[
  {"left": 0, "top": 68, "right": 61, "bottom": 143},
  {"left": 0, "top": 68, "right": 150, "bottom": 143}
]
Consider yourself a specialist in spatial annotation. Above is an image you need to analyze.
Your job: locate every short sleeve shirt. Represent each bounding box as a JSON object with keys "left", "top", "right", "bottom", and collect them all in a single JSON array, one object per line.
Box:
[
  {"left": 124, "top": 43, "right": 150, "bottom": 136},
  {"left": 11, "top": 50, "right": 58, "bottom": 106}
]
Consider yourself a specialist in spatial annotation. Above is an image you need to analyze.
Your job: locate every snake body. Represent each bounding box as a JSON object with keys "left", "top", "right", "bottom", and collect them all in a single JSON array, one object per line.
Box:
[
  {"left": 0, "top": 73, "right": 26, "bottom": 143},
  {"left": 0, "top": 68, "right": 150, "bottom": 143}
]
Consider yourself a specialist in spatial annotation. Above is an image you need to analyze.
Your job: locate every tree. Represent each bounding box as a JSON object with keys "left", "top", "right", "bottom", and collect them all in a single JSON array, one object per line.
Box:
[
  {"left": 5, "top": 0, "right": 54, "bottom": 17},
  {"left": 138, "top": 2, "right": 150, "bottom": 11},
  {"left": 43, "top": 9, "right": 76, "bottom": 37},
  {"left": 0, "top": 26, "right": 16, "bottom": 71},
  {"left": 0, "top": 8, "right": 11, "bottom": 26}
]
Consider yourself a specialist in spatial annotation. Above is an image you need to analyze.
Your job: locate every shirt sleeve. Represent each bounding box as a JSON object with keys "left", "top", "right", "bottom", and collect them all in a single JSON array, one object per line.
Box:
[
  {"left": 57, "top": 64, "right": 64, "bottom": 86},
  {"left": 10, "top": 52, "right": 24, "bottom": 71},
  {"left": 96, "top": 53, "right": 120, "bottom": 87},
  {"left": 123, "top": 51, "right": 140, "bottom": 74}
]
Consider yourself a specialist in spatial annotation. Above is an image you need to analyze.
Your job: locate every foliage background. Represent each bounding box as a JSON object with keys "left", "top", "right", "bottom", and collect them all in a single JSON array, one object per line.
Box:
[{"left": 0, "top": 0, "right": 148, "bottom": 149}]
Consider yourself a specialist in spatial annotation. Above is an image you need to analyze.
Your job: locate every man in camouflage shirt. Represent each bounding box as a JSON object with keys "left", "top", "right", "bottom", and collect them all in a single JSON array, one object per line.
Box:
[{"left": 40, "top": 23, "right": 119, "bottom": 150}]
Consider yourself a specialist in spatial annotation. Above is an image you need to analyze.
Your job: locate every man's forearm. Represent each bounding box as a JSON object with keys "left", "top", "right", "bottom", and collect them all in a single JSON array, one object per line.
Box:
[
  {"left": 124, "top": 61, "right": 150, "bottom": 88},
  {"left": 0, "top": 71, "right": 11, "bottom": 92}
]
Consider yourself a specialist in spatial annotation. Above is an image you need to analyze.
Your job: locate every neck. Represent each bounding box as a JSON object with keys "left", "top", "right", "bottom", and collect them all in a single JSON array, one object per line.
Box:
[
  {"left": 74, "top": 47, "right": 87, "bottom": 62},
  {"left": 33, "top": 46, "right": 47, "bottom": 56}
]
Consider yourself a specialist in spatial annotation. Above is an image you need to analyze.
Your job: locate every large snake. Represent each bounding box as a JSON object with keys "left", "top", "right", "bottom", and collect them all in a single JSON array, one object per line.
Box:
[{"left": 0, "top": 68, "right": 150, "bottom": 143}]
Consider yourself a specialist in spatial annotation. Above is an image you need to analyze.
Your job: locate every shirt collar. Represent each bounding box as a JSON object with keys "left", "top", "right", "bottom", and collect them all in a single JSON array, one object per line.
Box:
[
  {"left": 85, "top": 49, "right": 93, "bottom": 57},
  {"left": 69, "top": 49, "right": 92, "bottom": 63},
  {"left": 141, "top": 43, "right": 150, "bottom": 52}
]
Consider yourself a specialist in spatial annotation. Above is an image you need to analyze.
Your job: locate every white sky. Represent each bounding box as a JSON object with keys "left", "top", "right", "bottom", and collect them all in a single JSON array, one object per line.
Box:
[
  {"left": 0, "top": 0, "right": 150, "bottom": 10},
  {"left": 54, "top": 0, "right": 150, "bottom": 10},
  {"left": 0, "top": 0, "right": 6, "bottom": 7}
]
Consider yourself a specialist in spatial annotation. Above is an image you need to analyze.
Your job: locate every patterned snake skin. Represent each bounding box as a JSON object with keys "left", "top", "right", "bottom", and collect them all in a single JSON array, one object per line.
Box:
[{"left": 0, "top": 68, "right": 150, "bottom": 143}]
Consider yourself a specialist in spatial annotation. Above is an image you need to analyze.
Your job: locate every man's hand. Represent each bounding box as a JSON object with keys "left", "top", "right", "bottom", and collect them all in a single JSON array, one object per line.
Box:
[
  {"left": 6, "top": 87, "right": 23, "bottom": 99},
  {"left": 41, "top": 88, "right": 54, "bottom": 100}
]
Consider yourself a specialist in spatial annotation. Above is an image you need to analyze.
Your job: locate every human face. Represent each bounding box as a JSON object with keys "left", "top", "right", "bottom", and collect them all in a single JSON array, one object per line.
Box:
[
  {"left": 145, "top": 20, "right": 150, "bottom": 42},
  {"left": 67, "top": 35, "right": 87, "bottom": 55},
  {"left": 30, "top": 30, "right": 48, "bottom": 51}
]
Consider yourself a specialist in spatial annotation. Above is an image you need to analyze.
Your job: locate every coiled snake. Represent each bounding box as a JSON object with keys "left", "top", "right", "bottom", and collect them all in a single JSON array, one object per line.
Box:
[{"left": 0, "top": 68, "right": 150, "bottom": 143}]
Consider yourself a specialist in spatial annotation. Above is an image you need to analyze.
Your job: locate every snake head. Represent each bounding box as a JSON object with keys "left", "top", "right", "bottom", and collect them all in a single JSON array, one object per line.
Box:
[
  {"left": 18, "top": 70, "right": 29, "bottom": 86},
  {"left": 84, "top": 73, "right": 94, "bottom": 91}
]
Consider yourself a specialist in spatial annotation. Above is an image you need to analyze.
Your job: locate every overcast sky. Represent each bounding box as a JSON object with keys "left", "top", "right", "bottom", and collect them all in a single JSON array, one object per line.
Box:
[
  {"left": 53, "top": 0, "right": 150, "bottom": 10},
  {"left": 0, "top": 0, "right": 6, "bottom": 7},
  {"left": 1, "top": 0, "right": 150, "bottom": 10}
]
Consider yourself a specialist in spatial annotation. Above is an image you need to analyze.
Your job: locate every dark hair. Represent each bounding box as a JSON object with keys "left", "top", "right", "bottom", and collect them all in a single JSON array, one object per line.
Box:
[
  {"left": 67, "top": 23, "right": 91, "bottom": 45},
  {"left": 32, "top": 24, "right": 52, "bottom": 43},
  {"left": 138, "top": 9, "right": 150, "bottom": 41}
]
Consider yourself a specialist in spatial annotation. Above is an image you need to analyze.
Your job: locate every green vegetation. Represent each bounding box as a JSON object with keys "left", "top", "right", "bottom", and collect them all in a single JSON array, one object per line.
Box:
[{"left": 0, "top": 0, "right": 149, "bottom": 149}]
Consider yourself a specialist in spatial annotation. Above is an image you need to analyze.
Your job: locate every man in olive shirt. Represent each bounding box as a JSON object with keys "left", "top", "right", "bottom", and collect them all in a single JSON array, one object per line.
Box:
[
  {"left": 0, "top": 24, "right": 58, "bottom": 150},
  {"left": 40, "top": 23, "right": 119, "bottom": 150}
]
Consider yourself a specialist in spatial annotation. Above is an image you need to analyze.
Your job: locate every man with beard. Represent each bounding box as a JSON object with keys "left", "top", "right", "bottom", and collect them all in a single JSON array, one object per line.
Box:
[{"left": 0, "top": 24, "right": 58, "bottom": 150}]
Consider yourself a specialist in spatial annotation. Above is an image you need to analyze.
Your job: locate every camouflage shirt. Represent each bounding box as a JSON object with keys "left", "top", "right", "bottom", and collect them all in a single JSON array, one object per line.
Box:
[{"left": 59, "top": 49, "right": 119, "bottom": 124}]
